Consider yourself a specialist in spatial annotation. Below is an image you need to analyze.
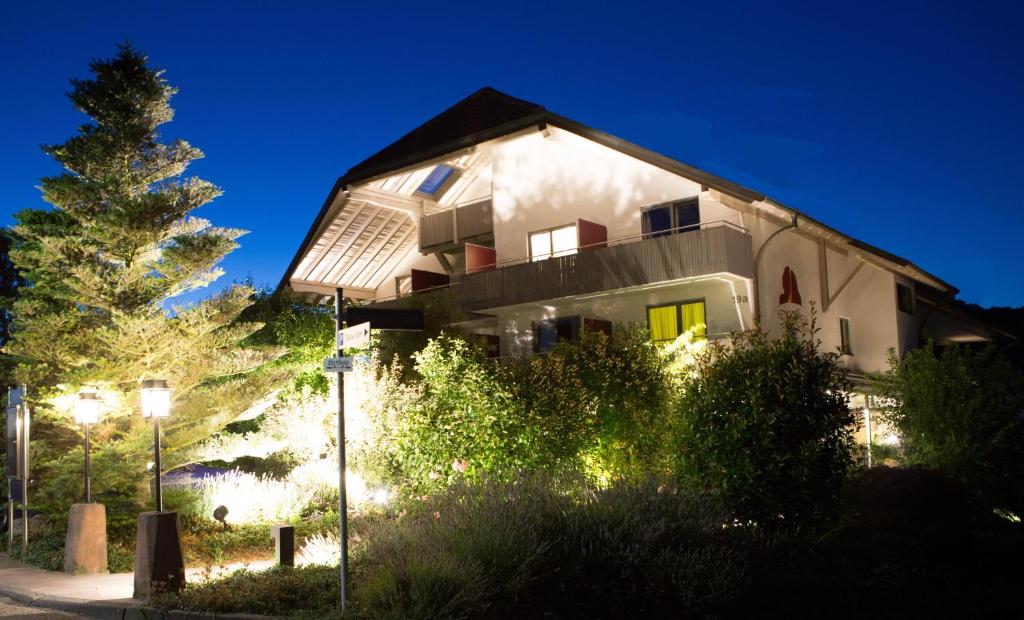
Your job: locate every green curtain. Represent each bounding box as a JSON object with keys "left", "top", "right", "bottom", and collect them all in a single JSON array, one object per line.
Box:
[
  {"left": 681, "top": 301, "right": 706, "bottom": 337},
  {"left": 648, "top": 306, "right": 678, "bottom": 342}
]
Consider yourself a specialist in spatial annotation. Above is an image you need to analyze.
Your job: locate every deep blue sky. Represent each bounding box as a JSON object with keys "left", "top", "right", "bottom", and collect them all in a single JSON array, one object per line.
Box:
[{"left": 2, "top": 1, "right": 1022, "bottom": 306}]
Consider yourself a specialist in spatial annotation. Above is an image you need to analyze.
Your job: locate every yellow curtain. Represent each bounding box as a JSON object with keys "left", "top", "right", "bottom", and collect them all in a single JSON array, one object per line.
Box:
[
  {"left": 681, "top": 301, "right": 706, "bottom": 337},
  {"left": 648, "top": 306, "right": 678, "bottom": 342}
]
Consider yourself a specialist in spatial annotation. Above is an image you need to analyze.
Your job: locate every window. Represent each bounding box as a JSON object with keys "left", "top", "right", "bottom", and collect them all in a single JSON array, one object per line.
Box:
[
  {"left": 533, "top": 316, "right": 581, "bottom": 353},
  {"left": 896, "top": 283, "right": 915, "bottom": 314},
  {"left": 416, "top": 164, "right": 455, "bottom": 196},
  {"left": 642, "top": 198, "right": 700, "bottom": 238},
  {"left": 647, "top": 300, "right": 706, "bottom": 343},
  {"left": 530, "top": 224, "right": 578, "bottom": 261},
  {"left": 839, "top": 317, "right": 853, "bottom": 355}
]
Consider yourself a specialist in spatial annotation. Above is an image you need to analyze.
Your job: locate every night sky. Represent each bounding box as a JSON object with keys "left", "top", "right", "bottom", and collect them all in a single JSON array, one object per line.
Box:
[{"left": 2, "top": 1, "right": 1021, "bottom": 306}]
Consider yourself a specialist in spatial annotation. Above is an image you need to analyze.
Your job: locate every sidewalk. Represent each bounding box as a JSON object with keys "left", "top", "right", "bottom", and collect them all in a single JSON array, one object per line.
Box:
[{"left": 0, "top": 554, "right": 277, "bottom": 619}]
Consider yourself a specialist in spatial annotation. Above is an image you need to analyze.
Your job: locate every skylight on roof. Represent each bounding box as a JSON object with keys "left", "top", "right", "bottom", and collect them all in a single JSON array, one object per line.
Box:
[{"left": 417, "top": 164, "right": 455, "bottom": 196}]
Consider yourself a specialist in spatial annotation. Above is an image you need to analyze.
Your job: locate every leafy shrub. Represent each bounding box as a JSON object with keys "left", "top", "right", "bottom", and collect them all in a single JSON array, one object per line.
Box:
[
  {"left": 843, "top": 465, "right": 979, "bottom": 533},
  {"left": 746, "top": 465, "right": 1024, "bottom": 617},
  {"left": 874, "top": 342, "right": 1024, "bottom": 513},
  {"left": 672, "top": 312, "right": 856, "bottom": 528},
  {"left": 373, "top": 329, "right": 676, "bottom": 493}
]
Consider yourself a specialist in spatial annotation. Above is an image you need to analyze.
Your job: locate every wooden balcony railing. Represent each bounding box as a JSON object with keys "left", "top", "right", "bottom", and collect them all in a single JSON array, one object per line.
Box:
[
  {"left": 459, "top": 223, "right": 754, "bottom": 311},
  {"left": 419, "top": 198, "right": 493, "bottom": 251}
]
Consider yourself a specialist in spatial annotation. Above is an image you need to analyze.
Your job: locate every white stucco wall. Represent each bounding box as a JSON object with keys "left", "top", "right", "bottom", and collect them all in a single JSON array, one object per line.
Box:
[
  {"left": 489, "top": 128, "right": 745, "bottom": 262},
  {"left": 757, "top": 228, "right": 900, "bottom": 374}
]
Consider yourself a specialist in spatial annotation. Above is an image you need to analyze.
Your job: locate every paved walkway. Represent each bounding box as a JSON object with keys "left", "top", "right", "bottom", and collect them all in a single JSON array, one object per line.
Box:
[
  {"left": 0, "top": 555, "right": 276, "bottom": 618},
  {"left": 0, "top": 594, "right": 75, "bottom": 617}
]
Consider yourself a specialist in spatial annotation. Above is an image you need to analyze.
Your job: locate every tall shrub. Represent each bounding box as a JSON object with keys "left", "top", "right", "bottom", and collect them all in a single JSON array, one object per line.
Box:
[
  {"left": 673, "top": 313, "right": 856, "bottom": 527},
  {"left": 874, "top": 342, "right": 1024, "bottom": 513},
  {"left": 376, "top": 328, "right": 676, "bottom": 493}
]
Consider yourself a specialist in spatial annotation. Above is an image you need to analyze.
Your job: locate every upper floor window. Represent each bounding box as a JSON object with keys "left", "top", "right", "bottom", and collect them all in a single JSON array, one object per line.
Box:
[
  {"left": 648, "top": 300, "right": 706, "bottom": 343},
  {"left": 896, "top": 283, "right": 915, "bottom": 314},
  {"left": 839, "top": 317, "right": 853, "bottom": 355},
  {"left": 642, "top": 198, "right": 700, "bottom": 238},
  {"left": 530, "top": 224, "right": 577, "bottom": 261},
  {"left": 416, "top": 164, "right": 455, "bottom": 196}
]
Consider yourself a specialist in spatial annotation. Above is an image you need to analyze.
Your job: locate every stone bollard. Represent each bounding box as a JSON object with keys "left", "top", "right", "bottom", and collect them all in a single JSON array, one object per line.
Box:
[
  {"left": 64, "top": 503, "right": 108, "bottom": 575},
  {"left": 134, "top": 511, "right": 186, "bottom": 599},
  {"left": 271, "top": 524, "right": 295, "bottom": 566}
]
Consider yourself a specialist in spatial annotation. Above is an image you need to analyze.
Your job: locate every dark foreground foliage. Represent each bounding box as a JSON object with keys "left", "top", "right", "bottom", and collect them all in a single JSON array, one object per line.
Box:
[{"left": 157, "top": 470, "right": 1024, "bottom": 619}]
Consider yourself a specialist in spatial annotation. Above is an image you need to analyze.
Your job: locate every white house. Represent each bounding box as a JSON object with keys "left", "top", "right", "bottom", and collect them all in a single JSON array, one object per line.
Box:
[{"left": 281, "top": 87, "right": 999, "bottom": 441}]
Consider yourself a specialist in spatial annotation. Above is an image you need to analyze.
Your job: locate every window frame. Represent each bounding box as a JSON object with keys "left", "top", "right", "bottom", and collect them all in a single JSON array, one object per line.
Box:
[
  {"left": 532, "top": 315, "right": 582, "bottom": 353},
  {"left": 414, "top": 164, "right": 458, "bottom": 198},
  {"left": 646, "top": 298, "right": 707, "bottom": 343},
  {"left": 839, "top": 316, "right": 853, "bottom": 356},
  {"left": 641, "top": 197, "right": 701, "bottom": 238},
  {"left": 528, "top": 223, "right": 578, "bottom": 262}
]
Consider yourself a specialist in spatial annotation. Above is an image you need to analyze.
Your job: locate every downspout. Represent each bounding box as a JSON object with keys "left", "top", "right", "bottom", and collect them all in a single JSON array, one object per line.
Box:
[{"left": 752, "top": 213, "right": 798, "bottom": 321}]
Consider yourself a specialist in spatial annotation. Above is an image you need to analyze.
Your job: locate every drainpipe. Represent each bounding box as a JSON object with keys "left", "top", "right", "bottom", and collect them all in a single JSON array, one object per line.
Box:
[{"left": 752, "top": 213, "right": 798, "bottom": 322}]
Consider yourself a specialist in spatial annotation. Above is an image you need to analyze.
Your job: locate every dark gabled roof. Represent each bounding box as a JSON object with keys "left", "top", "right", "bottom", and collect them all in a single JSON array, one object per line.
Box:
[
  {"left": 280, "top": 87, "right": 957, "bottom": 295},
  {"left": 341, "top": 87, "right": 547, "bottom": 185}
]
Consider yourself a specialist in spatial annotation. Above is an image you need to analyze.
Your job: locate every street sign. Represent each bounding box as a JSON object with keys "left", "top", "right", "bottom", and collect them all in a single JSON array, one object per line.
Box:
[
  {"left": 345, "top": 307, "right": 424, "bottom": 331},
  {"left": 336, "top": 322, "right": 370, "bottom": 349},
  {"left": 323, "top": 356, "right": 355, "bottom": 373}
]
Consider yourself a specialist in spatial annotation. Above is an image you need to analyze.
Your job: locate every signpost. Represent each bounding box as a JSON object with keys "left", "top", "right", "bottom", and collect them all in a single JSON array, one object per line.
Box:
[
  {"left": 336, "top": 322, "right": 370, "bottom": 349},
  {"left": 323, "top": 356, "right": 354, "bottom": 373},
  {"left": 328, "top": 292, "right": 423, "bottom": 613},
  {"left": 6, "top": 386, "right": 29, "bottom": 556}
]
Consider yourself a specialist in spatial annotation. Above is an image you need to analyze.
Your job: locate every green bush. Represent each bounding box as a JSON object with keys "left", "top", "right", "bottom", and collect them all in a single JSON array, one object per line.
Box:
[
  {"left": 374, "top": 329, "right": 676, "bottom": 493},
  {"left": 874, "top": 342, "right": 1024, "bottom": 513},
  {"left": 672, "top": 312, "right": 856, "bottom": 528}
]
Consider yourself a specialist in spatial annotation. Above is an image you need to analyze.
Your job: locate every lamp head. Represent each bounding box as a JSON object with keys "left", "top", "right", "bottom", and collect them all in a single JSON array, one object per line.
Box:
[
  {"left": 74, "top": 389, "right": 101, "bottom": 425},
  {"left": 140, "top": 379, "right": 172, "bottom": 419}
]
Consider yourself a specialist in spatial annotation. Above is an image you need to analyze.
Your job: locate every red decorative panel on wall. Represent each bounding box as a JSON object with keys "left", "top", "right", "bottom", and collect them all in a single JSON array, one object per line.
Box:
[
  {"left": 465, "top": 243, "right": 497, "bottom": 274},
  {"left": 779, "top": 266, "right": 802, "bottom": 306},
  {"left": 577, "top": 219, "right": 607, "bottom": 250},
  {"left": 411, "top": 269, "right": 450, "bottom": 292}
]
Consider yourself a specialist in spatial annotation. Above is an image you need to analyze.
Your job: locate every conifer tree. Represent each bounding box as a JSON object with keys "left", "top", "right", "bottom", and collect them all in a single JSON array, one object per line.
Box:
[{"left": 6, "top": 44, "right": 281, "bottom": 507}]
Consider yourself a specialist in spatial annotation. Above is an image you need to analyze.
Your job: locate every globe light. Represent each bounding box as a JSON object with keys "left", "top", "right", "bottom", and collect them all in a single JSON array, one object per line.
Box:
[
  {"left": 74, "top": 390, "right": 101, "bottom": 425},
  {"left": 140, "top": 379, "right": 172, "bottom": 419}
]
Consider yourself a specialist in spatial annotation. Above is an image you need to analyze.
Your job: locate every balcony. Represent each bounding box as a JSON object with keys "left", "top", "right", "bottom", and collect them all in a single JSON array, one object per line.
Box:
[
  {"left": 419, "top": 198, "right": 494, "bottom": 252},
  {"left": 459, "top": 222, "right": 754, "bottom": 311}
]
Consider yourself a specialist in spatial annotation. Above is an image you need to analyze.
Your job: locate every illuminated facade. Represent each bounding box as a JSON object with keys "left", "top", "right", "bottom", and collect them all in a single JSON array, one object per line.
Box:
[{"left": 282, "top": 87, "right": 997, "bottom": 401}]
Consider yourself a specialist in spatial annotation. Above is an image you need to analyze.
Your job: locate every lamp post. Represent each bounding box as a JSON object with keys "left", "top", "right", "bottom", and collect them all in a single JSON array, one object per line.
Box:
[
  {"left": 140, "top": 379, "right": 172, "bottom": 511},
  {"left": 73, "top": 389, "right": 100, "bottom": 503}
]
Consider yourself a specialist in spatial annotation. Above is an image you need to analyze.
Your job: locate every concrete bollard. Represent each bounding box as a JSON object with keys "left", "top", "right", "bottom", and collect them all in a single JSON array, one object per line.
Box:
[
  {"left": 133, "top": 511, "right": 186, "bottom": 599},
  {"left": 271, "top": 524, "right": 295, "bottom": 566},
  {"left": 64, "top": 503, "right": 108, "bottom": 575}
]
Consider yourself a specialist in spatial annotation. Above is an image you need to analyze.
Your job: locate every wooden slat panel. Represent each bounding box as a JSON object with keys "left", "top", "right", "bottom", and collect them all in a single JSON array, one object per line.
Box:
[
  {"left": 419, "top": 199, "right": 493, "bottom": 250},
  {"left": 456, "top": 199, "right": 493, "bottom": 239},
  {"left": 460, "top": 226, "right": 754, "bottom": 311}
]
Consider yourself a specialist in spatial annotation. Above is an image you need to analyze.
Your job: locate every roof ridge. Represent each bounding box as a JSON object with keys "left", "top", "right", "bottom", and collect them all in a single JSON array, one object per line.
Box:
[{"left": 342, "top": 86, "right": 546, "bottom": 180}]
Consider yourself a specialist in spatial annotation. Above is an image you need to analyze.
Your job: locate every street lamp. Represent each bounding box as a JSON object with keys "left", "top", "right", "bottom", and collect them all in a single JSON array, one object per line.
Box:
[
  {"left": 140, "top": 379, "right": 172, "bottom": 511},
  {"left": 73, "top": 389, "right": 101, "bottom": 503}
]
